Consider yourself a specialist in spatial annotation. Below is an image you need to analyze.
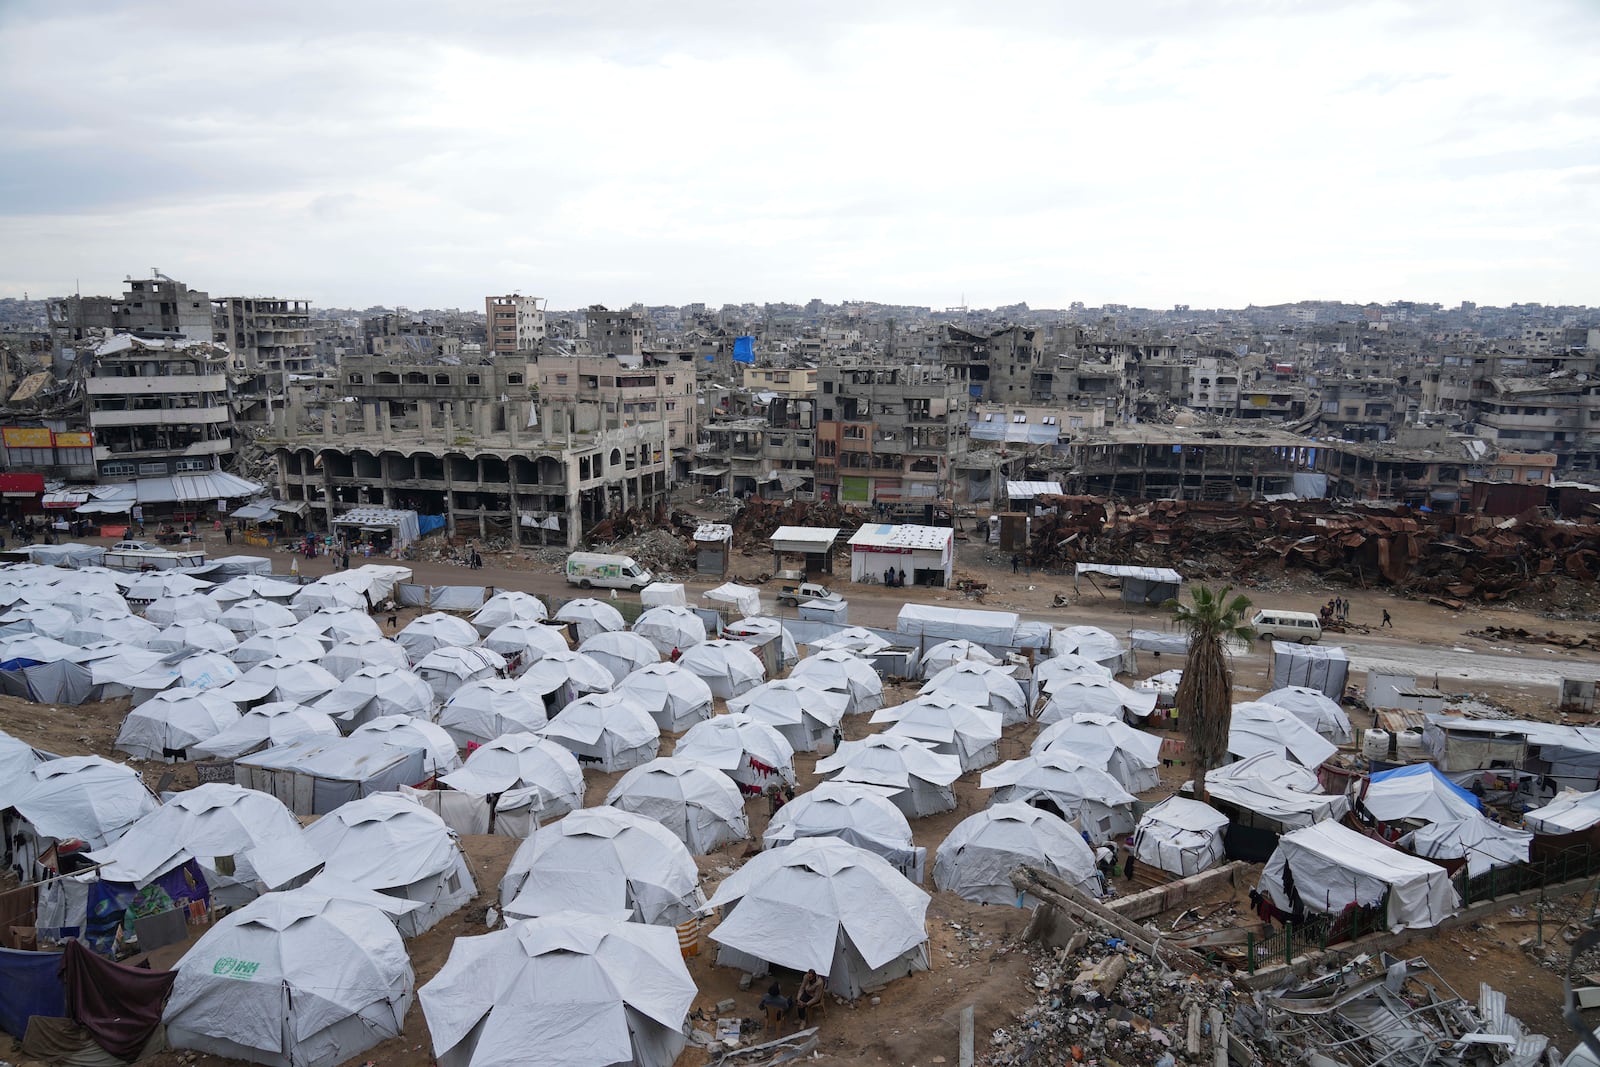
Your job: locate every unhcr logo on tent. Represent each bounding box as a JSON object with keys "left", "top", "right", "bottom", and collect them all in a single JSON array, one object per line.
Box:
[{"left": 212, "top": 957, "right": 261, "bottom": 979}]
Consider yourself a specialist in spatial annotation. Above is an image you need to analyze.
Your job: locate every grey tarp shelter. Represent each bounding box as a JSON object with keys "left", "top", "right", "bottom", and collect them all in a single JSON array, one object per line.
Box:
[
  {"left": 1271, "top": 642, "right": 1350, "bottom": 699},
  {"left": 234, "top": 736, "right": 427, "bottom": 815},
  {"left": 1073, "top": 564, "right": 1182, "bottom": 605}
]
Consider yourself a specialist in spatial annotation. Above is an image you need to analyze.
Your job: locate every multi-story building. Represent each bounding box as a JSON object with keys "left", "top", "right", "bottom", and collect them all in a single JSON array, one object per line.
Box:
[
  {"left": 86, "top": 334, "right": 236, "bottom": 481},
  {"left": 340, "top": 354, "right": 533, "bottom": 420},
  {"left": 116, "top": 272, "right": 213, "bottom": 341},
  {"left": 486, "top": 294, "right": 547, "bottom": 354},
  {"left": 581, "top": 305, "right": 645, "bottom": 356},
  {"left": 1187, "top": 356, "right": 1241, "bottom": 416},
  {"left": 740, "top": 365, "right": 817, "bottom": 399},
  {"left": 815, "top": 360, "right": 971, "bottom": 507},
  {"left": 363, "top": 312, "right": 461, "bottom": 359},
  {"left": 213, "top": 297, "right": 315, "bottom": 379},
  {"left": 1318, "top": 378, "right": 1400, "bottom": 441}
]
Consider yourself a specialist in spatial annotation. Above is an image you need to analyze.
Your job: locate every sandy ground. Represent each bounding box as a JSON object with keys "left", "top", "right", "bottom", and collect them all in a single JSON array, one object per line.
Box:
[{"left": 4, "top": 529, "right": 1600, "bottom": 1065}]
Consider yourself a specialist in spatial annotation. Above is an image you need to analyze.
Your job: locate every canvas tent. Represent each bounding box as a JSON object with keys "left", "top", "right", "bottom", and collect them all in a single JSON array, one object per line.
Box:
[
  {"left": 896, "top": 603, "right": 1016, "bottom": 647},
  {"left": 934, "top": 803, "right": 1097, "bottom": 906},
  {"left": 115, "top": 686, "right": 241, "bottom": 761},
  {"left": 471, "top": 590, "right": 548, "bottom": 635},
  {"left": 704, "top": 835, "right": 931, "bottom": 999},
  {"left": 351, "top": 716, "right": 462, "bottom": 776},
  {"left": 921, "top": 661, "right": 1028, "bottom": 726},
  {"left": 676, "top": 638, "right": 765, "bottom": 699},
  {"left": 1255, "top": 686, "right": 1354, "bottom": 744},
  {"left": 763, "top": 781, "right": 925, "bottom": 881},
  {"left": 605, "top": 756, "right": 750, "bottom": 855},
  {"left": 395, "top": 612, "right": 480, "bottom": 663},
  {"left": 616, "top": 661, "right": 715, "bottom": 732},
  {"left": 10, "top": 755, "right": 157, "bottom": 853},
  {"left": 1050, "top": 626, "right": 1132, "bottom": 673},
  {"left": 918, "top": 639, "right": 999, "bottom": 678},
  {"left": 437, "top": 679, "right": 550, "bottom": 748},
  {"left": 553, "top": 598, "right": 625, "bottom": 642},
  {"left": 1031, "top": 711, "right": 1164, "bottom": 793},
  {"left": 809, "top": 627, "right": 891, "bottom": 656},
  {"left": 1260, "top": 820, "right": 1460, "bottom": 931},
  {"left": 319, "top": 636, "right": 410, "bottom": 681},
  {"left": 482, "top": 620, "right": 571, "bottom": 668},
  {"left": 164, "top": 888, "right": 415, "bottom": 1067},
  {"left": 1203, "top": 752, "right": 1350, "bottom": 832},
  {"left": 518, "top": 650, "right": 613, "bottom": 711},
  {"left": 191, "top": 701, "right": 341, "bottom": 760},
  {"left": 1524, "top": 789, "right": 1600, "bottom": 835},
  {"left": 577, "top": 630, "right": 660, "bottom": 686},
  {"left": 440, "top": 733, "right": 586, "bottom": 832},
  {"left": 314, "top": 666, "right": 434, "bottom": 730},
  {"left": 499, "top": 807, "right": 704, "bottom": 927},
  {"left": 416, "top": 646, "right": 506, "bottom": 704},
  {"left": 632, "top": 605, "right": 708, "bottom": 656},
  {"left": 1073, "top": 563, "right": 1182, "bottom": 605},
  {"left": 728, "top": 679, "right": 847, "bottom": 753},
  {"left": 231, "top": 631, "right": 328, "bottom": 670},
  {"left": 419, "top": 912, "right": 696, "bottom": 1067},
  {"left": 1401, "top": 817, "right": 1533, "bottom": 877},
  {"left": 675, "top": 712, "right": 797, "bottom": 791},
  {"left": 1133, "top": 797, "right": 1229, "bottom": 877},
  {"left": 1270, "top": 642, "right": 1350, "bottom": 700},
  {"left": 537, "top": 691, "right": 659, "bottom": 772},
  {"left": 816, "top": 734, "right": 961, "bottom": 819},
  {"left": 234, "top": 735, "right": 427, "bottom": 816},
  {"left": 702, "top": 582, "right": 762, "bottom": 618},
  {"left": 789, "top": 649, "right": 885, "bottom": 714},
  {"left": 723, "top": 616, "right": 799, "bottom": 670},
  {"left": 872, "top": 694, "right": 1002, "bottom": 772},
  {"left": 1037, "top": 676, "right": 1159, "bottom": 724},
  {"left": 1363, "top": 763, "right": 1482, "bottom": 826},
  {"left": 1228, "top": 701, "right": 1338, "bottom": 769},
  {"left": 302, "top": 793, "right": 477, "bottom": 937},
  {"left": 979, "top": 752, "right": 1137, "bottom": 844}
]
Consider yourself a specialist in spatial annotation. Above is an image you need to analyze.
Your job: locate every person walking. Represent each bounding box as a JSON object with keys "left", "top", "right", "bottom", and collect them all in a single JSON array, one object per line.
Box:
[
  {"left": 1381, "top": 608, "right": 1393, "bottom": 628},
  {"left": 223, "top": 523, "right": 233, "bottom": 545},
  {"left": 1010, "top": 554, "right": 1020, "bottom": 574}
]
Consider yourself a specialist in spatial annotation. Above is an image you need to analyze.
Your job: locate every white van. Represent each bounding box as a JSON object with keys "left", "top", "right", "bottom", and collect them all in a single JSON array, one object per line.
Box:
[
  {"left": 565, "top": 552, "right": 654, "bottom": 591},
  {"left": 1251, "top": 609, "right": 1323, "bottom": 644}
]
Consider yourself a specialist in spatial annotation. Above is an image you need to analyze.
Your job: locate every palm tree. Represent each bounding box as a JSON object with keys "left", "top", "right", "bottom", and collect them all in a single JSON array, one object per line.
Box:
[{"left": 1167, "top": 584, "right": 1255, "bottom": 802}]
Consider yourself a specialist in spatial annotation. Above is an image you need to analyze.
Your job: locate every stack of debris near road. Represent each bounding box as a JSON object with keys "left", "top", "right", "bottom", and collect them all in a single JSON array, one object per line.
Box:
[
  {"left": 1026, "top": 497, "right": 1600, "bottom": 603},
  {"left": 990, "top": 867, "right": 1558, "bottom": 1067}
]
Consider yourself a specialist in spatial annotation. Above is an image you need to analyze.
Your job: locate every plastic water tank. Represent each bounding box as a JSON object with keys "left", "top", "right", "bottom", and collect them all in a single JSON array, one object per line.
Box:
[
  {"left": 1362, "top": 729, "right": 1391, "bottom": 760},
  {"left": 1396, "top": 730, "right": 1425, "bottom": 759}
]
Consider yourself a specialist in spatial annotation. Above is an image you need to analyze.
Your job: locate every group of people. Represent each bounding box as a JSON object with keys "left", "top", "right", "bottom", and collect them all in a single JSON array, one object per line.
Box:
[
  {"left": 1093, "top": 839, "right": 1136, "bottom": 895},
  {"left": 758, "top": 969, "right": 827, "bottom": 1029},
  {"left": 1320, "top": 597, "right": 1350, "bottom": 624}
]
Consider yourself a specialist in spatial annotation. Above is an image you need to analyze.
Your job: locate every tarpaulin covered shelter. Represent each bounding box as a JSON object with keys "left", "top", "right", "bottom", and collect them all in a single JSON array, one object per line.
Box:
[
  {"left": 728, "top": 678, "right": 847, "bottom": 753},
  {"left": 440, "top": 733, "right": 585, "bottom": 830},
  {"left": 552, "top": 597, "right": 625, "bottom": 642},
  {"left": 1073, "top": 563, "right": 1182, "bottom": 605},
  {"left": 290, "top": 582, "right": 369, "bottom": 617},
  {"left": 191, "top": 701, "right": 341, "bottom": 760},
  {"left": 164, "top": 887, "right": 414, "bottom": 1067},
  {"left": 1132, "top": 796, "right": 1229, "bottom": 877},
  {"left": 144, "top": 593, "right": 222, "bottom": 628},
  {"left": 208, "top": 575, "right": 301, "bottom": 605},
  {"left": 302, "top": 793, "right": 476, "bottom": 937},
  {"left": 1228, "top": 701, "right": 1338, "bottom": 769},
  {"left": 790, "top": 648, "right": 885, "bottom": 714},
  {"left": 315, "top": 665, "right": 434, "bottom": 730},
  {"left": 517, "top": 650, "right": 613, "bottom": 712},
  {"left": 675, "top": 712, "right": 796, "bottom": 791},
  {"left": 150, "top": 620, "right": 238, "bottom": 655},
  {"left": 482, "top": 620, "right": 571, "bottom": 668},
  {"left": 537, "top": 691, "right": 658, "bottom": 772},
  {"left": 1260, "top": 820, "right": 1460, "bottom": 931},
  {"left": 234, "top": 735, "right": 427, "bottom": 816},
  {"left": 615, "top": 661, "right": 714, "bottom": 732},
  {"left": 705, "top": 836, "right": 931, "bottom": 999},
  {"left": 873, "top": 694, "right": 1002, "bottom": 772},
  {"left": 763, "top": 780, "right": 925, "bottom": 881},
  {"left": 1401, "top": 817, "right": 1533, "bottom": 877},
  {"left": 979, "top": 752, "right": 1137, "bottom": 844},
  {"left": 1036, "top": 675, "right": 1159, "bottom": 724},
  {"left": 291, "top": 609, "right": 381, "bottom": 646},
  {"left": 918, "top": 639, "right": 999, "bottom": 679},
  {"left": 499, "top": 807, "right": 704, "bottom": 927},
  {"left": 437, "top": 679, "right": 549, "bottom": 748},
  {"left": 1363, "top": 763, "right": 1482, "bottom": 826},
  {"left": 1270, "top": 641, "right": 1350, "bottom": 699},
  {"left": 351, "top": 716, "right": 462, "bottom": 776},
  {"left": 230, "top": 630, "right": 328, "bottom": 669},
  {"left": 577, "top": 630, "right": 660, "bottom": 686},
  {"left": 896, "top": 603, "right": 1015, "bottom": 647},
  {"left": 330, "top": 507, "right": 423, "bottom": 549},
  {"left": 723, "top": 616, "right": 799, "bottom": 669},
  {"left": 1032, "top": 711, "right": 1164, "bottom": 793},
  {"left": 1050, "top": 626, "right": 1132, "bottom": 674},
  {"left": 921, "top": 661, "right": 1028, "bottom": 726},
  {"left": 1524, "top": 789, "right": 1600, "bottom": 835},
  {"left": 1203, "top": 752, "right": 1350, "bottom": 832},
  {"left": 217, "top": 657, "right": 342, "bottom": 706},
  {"left": 934, "top": 803, "right": 1096, "bottom": 906},
  {"left": 470, "top": 590, "right": 548, "bottom": 635},
  {"left": 115, "top": 686, "right": 241, "bottom": 761},
  {"left": 816, "top": 734, "right": 961, "bottom": 819},
  {"left": 419, "top": 912, "right": 696, "bottom": 1067},
  {"left": 702, "top": 582, "right": 762, "bottom": 618},
  {"left": 1256, "top": 685, "right": 1354, "bottom": 744},
  {"left": 318, "top": 635, "right": 410, "bottom": 681},
  {"left": 604, "top": 756, "right": 750, "bottom": 855},
  {"left": 810, "top": 627, "right": 892, "bottom": 656}
]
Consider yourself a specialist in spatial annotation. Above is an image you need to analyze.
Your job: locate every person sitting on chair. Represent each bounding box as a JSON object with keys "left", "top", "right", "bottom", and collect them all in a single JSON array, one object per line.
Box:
[
  {"left": 759, "top": 981, "right": 791, "bottom": 1030},
  {"left": 795, "top": 968, "right": 825, "bottom": 1024}
]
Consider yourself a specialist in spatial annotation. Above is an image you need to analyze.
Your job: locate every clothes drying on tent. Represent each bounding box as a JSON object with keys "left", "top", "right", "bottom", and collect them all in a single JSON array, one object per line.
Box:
[
  {"left": 1259, "top": 820, "right": 1459, "bottom": 932},
  {"left": 674, "top": 713, "right": 797, "bottom": 791}
]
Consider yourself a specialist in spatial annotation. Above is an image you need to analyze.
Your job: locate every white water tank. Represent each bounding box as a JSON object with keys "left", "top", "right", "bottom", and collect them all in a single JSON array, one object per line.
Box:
[
  {"left": 1396, "top": 730, "right": 1425, "bottom": 759},
  {"left": 1362, "top": 729, "right": 1391, "bottom": 760}
]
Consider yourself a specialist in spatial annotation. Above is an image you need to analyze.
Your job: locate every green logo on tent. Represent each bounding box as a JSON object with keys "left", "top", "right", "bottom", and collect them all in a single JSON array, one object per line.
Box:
[{"left": 212, "top": 957, "right": 261, "bottom": 979}]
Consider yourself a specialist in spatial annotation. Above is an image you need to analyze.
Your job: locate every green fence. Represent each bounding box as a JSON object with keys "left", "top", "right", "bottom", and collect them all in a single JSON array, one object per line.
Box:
[{"left": 1458, "top": 844, "right": 1600, "bottom": 909}]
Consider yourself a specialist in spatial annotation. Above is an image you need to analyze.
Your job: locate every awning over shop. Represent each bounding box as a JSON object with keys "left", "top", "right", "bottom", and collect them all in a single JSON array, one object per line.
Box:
[
  {"left": 0, "top": 473, "right": 45, "bottom": 498},
  {"left": 230, "top": 500, "right": 281, "bottom": 522},
  {"left": 134, "top": 472, "right": 263, "bottom": 504},
  {"left": 42, "top": 490, "right": 91, "bottom": 509},
  {"left": 271, "top": 501, "right": 310, "bottom": 517},
  {"left": 1006, "top": 480, "right": 1063, "bottom": 499}
]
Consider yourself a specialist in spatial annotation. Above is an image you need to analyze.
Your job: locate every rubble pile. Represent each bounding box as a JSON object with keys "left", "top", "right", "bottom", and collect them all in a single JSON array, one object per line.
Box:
[
  {"left": 1026, "top": 497, "right": 1600, "bottom": 604},
  {"left": 729, "top": 497, "right": 867, "bottom": 555},
  {"left": 1466, "top": 626, "right": 1600, "bottom": 650},
  {"left": 590, "top": 527, "right": 695, "bottom": 578},
  {"left": 583, "top": 504, "right": 672, "bottom": 546}
]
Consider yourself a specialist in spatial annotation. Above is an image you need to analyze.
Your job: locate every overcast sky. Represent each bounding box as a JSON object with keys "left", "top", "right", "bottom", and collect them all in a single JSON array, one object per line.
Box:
[{"left": 1, "top": 1, "right": 1596, "bottom": 311}]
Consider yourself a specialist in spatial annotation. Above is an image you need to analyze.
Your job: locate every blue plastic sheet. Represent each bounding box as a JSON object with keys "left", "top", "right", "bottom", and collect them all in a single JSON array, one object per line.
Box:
[
  {"left": 733, "top": 336, "right": 755, "bottom": 363},
  {"left": 0, "top": 947, "right": 66, "bottom": 1038}
]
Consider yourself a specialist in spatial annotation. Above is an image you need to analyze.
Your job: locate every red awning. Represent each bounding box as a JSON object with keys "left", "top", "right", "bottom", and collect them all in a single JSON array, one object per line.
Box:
[{"left": 0, "top": 473, "right": 45, "bottom": 497}]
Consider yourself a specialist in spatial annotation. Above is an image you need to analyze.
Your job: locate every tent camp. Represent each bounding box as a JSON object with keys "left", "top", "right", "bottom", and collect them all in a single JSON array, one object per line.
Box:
[
  {"left": 164, "top": 888, "right": 415, "bottom": 1067},
  {"left": 1031, "top": 711, "right": 1163, "bottom": 793},
  {"left": 1228, "top": 702, "right": 1338, "bottom": 769},
  {"left": 815, "top": 734, "right": 961, "bottom": 819},
  {"left": 728, "top": 679, "right": 847, "bottom": 753},
  {"left": 789, "top": 649, "right": 885, "bottom": 714},
  {"left": 615, "top": 661, "right": 715, "bottom": 732},
  {"left": 537, "top": 691, "right": 659, "bottom": 772},
  {"left": 395, "top": 613, "right": 480, "bottom": 663},
  {"left": 762, "top": 781, "right": 925, "bottom": 881},
  {"left": 419, "top": 912, "right": 696, "bottom": 1067},
  {"left": 88, "top": 783, "right": 321, "bottom": 908},
  {"left": 471, "top": 590, "right": 548, "bottom": 635},
  {"left": 979, "top": 752, "right": 1137, "bottom": 844},
  {"left": 1401, "top": 818, "right": 1533, "bottom": 877},
  {"left": 351, "top": 716, "right": 462, "bottom": 776},
  {"left": 416, "top": 646, "right": 507, "bottom": 704},
  {"left": 676, "top": 639, "right": 765, "bottom": 699},
  {"left": 1203, "top": 752, "right": 1350, "bottom": 832},
  {"left": 191, "top": 701, "right": 341, "bottom": 760},
  {"left": 577, "top": 630, "right": 661, "bottom": 686},
  {"left": 553, "top": 598, "right": 626, "bottom": 642},
  {"left": 234, "top": 735, "right": 428, "bottom": 816},
  {"left": 115, "top": 686, "right": 241, "bottom": 761},
  {"left": 918, "top": 639, "right": 999, "bottom": 678},
  {"left": 872, "top": 694, "right": 1002, "bottom": 772},
  {"left": 231, "top": 630, "right": 329, "bottom": 669},
  {"left": 437, "top": 679, "right": 550, "bottom": 748},
  {"left": 704, "top": 835, "right": 931, "bottom": 999},
  {"left": 920, "top": 662, "right": 1028, "bottom": 726},
  {"left": 632, "top": 605, "right": 709, "bottom": 656},
  {"left": 439, "top": 732, "right": 586, "bottom": 830},
  {"left": 1037, "top": 676, "right": 1159, "bottom": 724},
  {"left": 319, "top": 636, "right": 411, "bottom": 681},
  {"left": 1259, "top": 820, "right": 1460, "bottom": 931},
  {"left": 1255, "top": 686, "right": 1354, "bottom": 744},
  {"left": 302, "top": 793, "right": 477, "bottom": 937},
  {"left": 499, "top": 806, "right": 704, "bottom": 927},
  {"left": 674, "top": 713, "right": 797, "bottom": 791},
  {"left": 1132, "top": 797, "right": 1230, "bottom": 877},
  {"left": 933, "top": 803, "right": 1097, "bottom": 906},
  {"left": 314, "top": 666, "right": 434, "bottom": 730},
  {"left": 1362, "top": 763, "right": 1482, "bottom": 827},
  {"left": 604, "top": 756, "right": 750, "bottom": 855},
  {"left": 9, "top": 755, "right": 157, "bottom": 854}
]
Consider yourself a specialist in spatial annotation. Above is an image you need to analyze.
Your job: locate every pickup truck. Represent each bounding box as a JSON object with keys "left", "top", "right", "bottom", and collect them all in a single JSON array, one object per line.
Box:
[{"left": 776, "top": 582, "right": 842, "bottom": 607}]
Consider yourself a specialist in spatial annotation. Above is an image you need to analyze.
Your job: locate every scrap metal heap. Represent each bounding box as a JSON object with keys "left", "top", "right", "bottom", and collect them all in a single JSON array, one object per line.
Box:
[{"left": 1026, "top": 497, "right": 1600, "bottom": 603}]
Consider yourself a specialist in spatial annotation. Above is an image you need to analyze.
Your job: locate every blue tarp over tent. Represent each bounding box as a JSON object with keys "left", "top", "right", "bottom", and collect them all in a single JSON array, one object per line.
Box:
[
  {"left": 0, "top": 947, "right": 67, "bottom": 1038},
  {"left": 1370, "top": 762, "right": 1483, "bottom": 811}
]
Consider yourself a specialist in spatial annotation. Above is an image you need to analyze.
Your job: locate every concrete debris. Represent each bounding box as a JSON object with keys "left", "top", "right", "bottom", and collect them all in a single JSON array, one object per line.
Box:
[{"left": 1466, "top": 626, "right": 1600, "bottom": 650}]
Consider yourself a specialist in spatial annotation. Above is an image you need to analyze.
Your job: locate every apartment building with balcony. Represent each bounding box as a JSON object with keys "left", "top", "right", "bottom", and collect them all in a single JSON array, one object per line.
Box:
[
  {"left": 815, "top": 360, "right": 971, "bottom": 507},
  {"left": 213, "top": 297, "right": 316, "bottom": 379},
  {"left": 86, "top": 334, "right": 235, "bottom": 481},
  {"left": 580, "top": 305, "right": 645, "bottom": 356},
  {"left": 486, "top": 294, "right": 547, "bottom": 354}
]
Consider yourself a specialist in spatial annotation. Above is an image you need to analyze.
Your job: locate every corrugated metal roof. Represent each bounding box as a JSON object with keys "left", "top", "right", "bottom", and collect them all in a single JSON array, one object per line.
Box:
[
  {"left": 847, "top": 524, "right": 953, "bottom": 550},
  {"left": 770, "top": 526, "right": 840, "bottom": 551}
]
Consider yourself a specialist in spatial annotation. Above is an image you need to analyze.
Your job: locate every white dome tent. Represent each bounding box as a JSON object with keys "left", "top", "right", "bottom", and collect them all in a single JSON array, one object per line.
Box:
[
  {"left": 1133, "top": 796, "right": 1230, "bottom": 877},
  {"left": 553, "top": 597, "right": 626, "bottom": 642},
  {"left": 577, "top": 629, "right": 661, "bottom": 685},
  {"left": 1050, "top": 626, "right": 1130, "bottom": 672},
  {"left": 144, "top": 593, "right": 222, "bottom": 628},
  {"left": 1401, "top": 817, "right": 1532, "bottom": 878},
  {"left": 920, "top": 661, "right": 1028, "bottom": 726},
  {"left": 763, "top": 781, "right": 925, "bottom": 881},
  {"left": 290, "top": 581, "right": 370, "bottom": 618},
  {"left": 352, "top": 716, "right": 463, "bottom": 776},
  {"left": 315, "top": 666, "right": 435, "bottom": 731},
  {"left": 809, "top": 627, "right": 891, "bottom": 656},
  {"left": 115, "top": 686, "right": 242, "bottom": 761},
  {"left": 675, "top": 713, "right": 797, "bottom": 792},
  {"left": 88, "top": 783, "right": 321, "bottom": 908},
  {"left": 934, "top": 803, "right": 1098, "bottom": 906},
  {"left": 723, "top": 616, "right": 799, "bottom": 669},
  {"left": 218, "top": 598, "right": 299, "bottom": 636},
  {"left": 676, "top": 638, "right": 766, "bottom": 699},
  {"left": 918, "top": 638, "right": 1000, "bottom": 678},
  {"left": 208, "top": 575, "right": 301, "bottom": 605},
  {"left": 149, "top": 621, "right": 239, "bottom": 655},
  {"left": 123, "top": 651, "right": 242, "bottom": 701},
  {"left": 0, "top": 604, "right": 76, "bottom": 640},
  {"left": 537, "top": 691, "right": 659, "bottom": 772},
  {"left": 10, "top": 755, "right": 157, "bottom": 855},
  {"left": 1037, "top": 675, "right": 1159, "bottom": 724},
  {"left": 605, "top": 756, "right": 750, "bottom": 854},
  {"left": 319, "top": 635, "right": 411, "bottom": 681},
  {"left": 440, "top": 733, "right": 586, "bottom": 831},
  {"left": 1032, "top": 711, "right": 1165, "bottom": 793},
  {"left": 499, "top": 806, "right": 704, "bottom": 927},
  {"left": 232, "top": 629, "right": 328, "bottom": 669},
  {"left": 395, "top": 612, "right": 480, "bottom": 663},
  {"left": 705, "top": 836, "right": 931, "bottom": 999},
  {"left": 0, "top": 728, "right": 46, "bottom": 809},
  {"left": 1034, "top": 654, "right": 1114, "bottom": 698},
  {"left": 728, "top": 679, "right": 847, "bottom": 753},
  {"left": 518, "top": 649, "right": 613, "bottom": 712},
  {"left": 873, "top": 693, "right": 1003, "bottom": 772},
  {"left": 789, "top": 649, "right": 885, "bottom": 714},
  {"left": 615, "top": 662, "right": 715, "bottom": 732},
  {"left": 302, "top": 793, "right": 477, "bottom": 937},
  {"left": 1255, "top": 686, "right": 1354, "bottom": 744},
  {"left": 816, "top": 734, "right": 962, "bottom": 819},
  {"left": 52, "top": 589, "right": 132, "bottom": 622},
  {"left": 216, "top": 657, "right": 342, "bottom": 707},
  {"left": 416, "top": 645, "right": 507, "bottom": 704},
  {"left": 471, "top": 590, "right": 549, "bottom": 635},
  {"left": 437, "top": 679, "right": 550, "bottom": 748},
  {"left": 631, "top": 605, "right": 708, "bottom": 656},
  {"left": 65, "top": 614, "right": 163, "bottom": 649},
  {"left": 482, "top": 620, "right": 571, "bottom": 670},
  {"left": 1228, "top": 701, "right": 1339, "bottom": 769},
  {"left": 292, "top": 609, "right": 383, "bottom": 646},
  {"left": 125, "top": 571, "right": 211, "bottom": 600},
  {"left": 980, "top": 751, "right": 1138, "bottom": 843},
  {"left": 191, "top": 701, "right": 341, "bottom": 760},
  {"left": 419, "top": 911, "right": 696, "bottom": 1067},
  {"left": 163, "top": 887, "right": 414, "bottom": 1067}
]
